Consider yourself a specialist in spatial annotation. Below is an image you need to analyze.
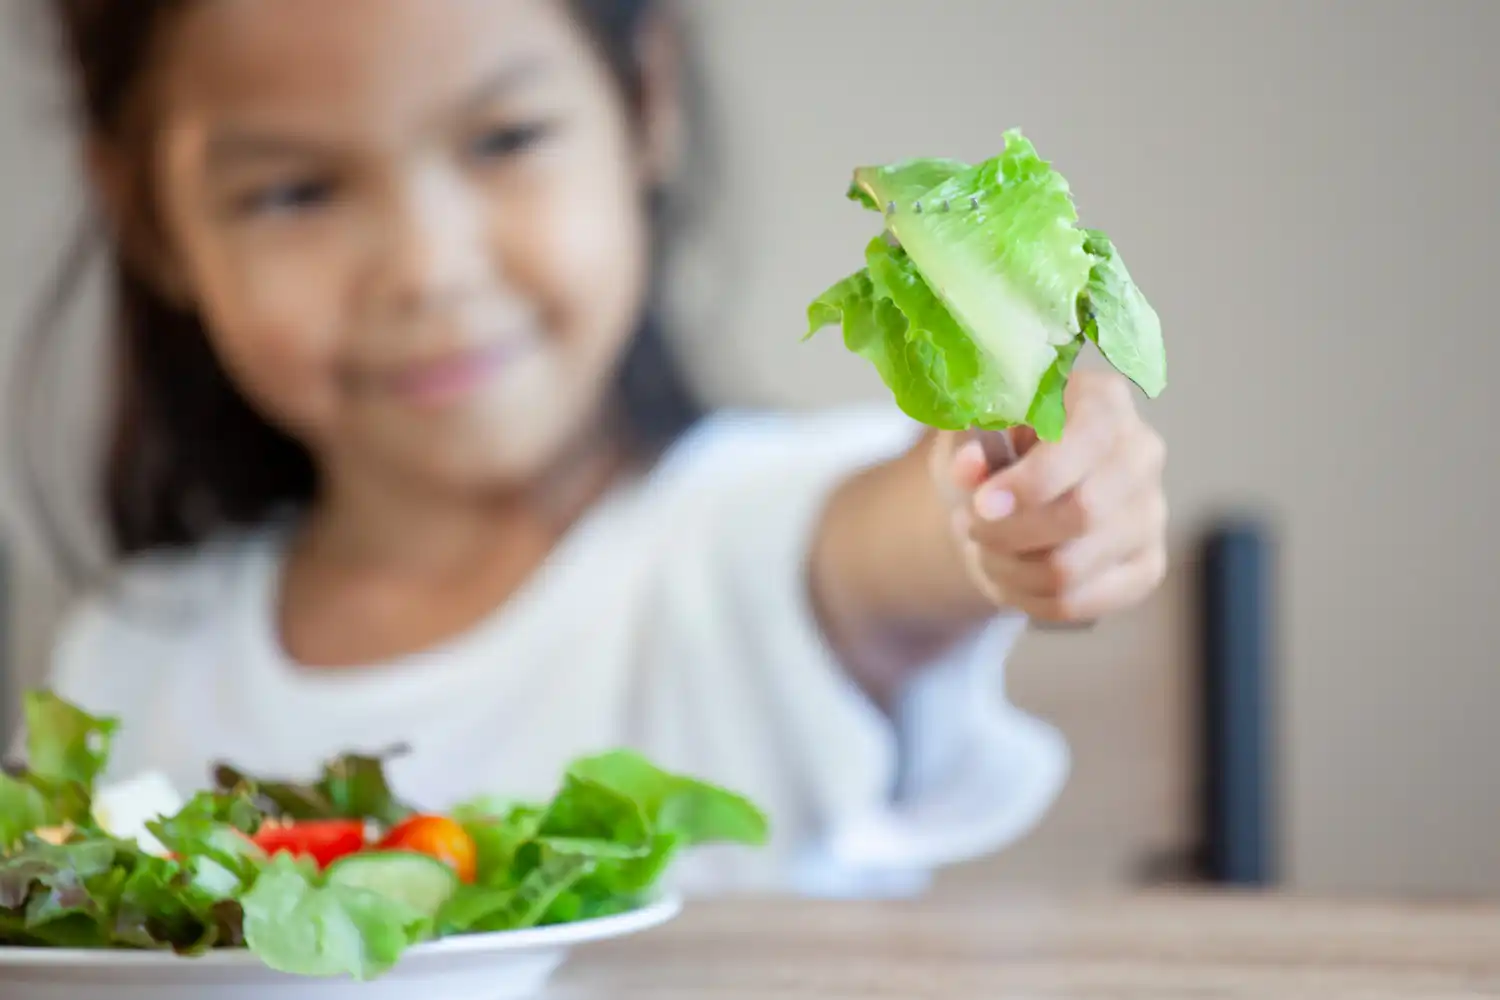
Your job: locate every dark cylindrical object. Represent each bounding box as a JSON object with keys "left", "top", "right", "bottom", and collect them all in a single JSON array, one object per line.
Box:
[{"left": 1198, "top": 518, "right": 1277, "bottom": 886}]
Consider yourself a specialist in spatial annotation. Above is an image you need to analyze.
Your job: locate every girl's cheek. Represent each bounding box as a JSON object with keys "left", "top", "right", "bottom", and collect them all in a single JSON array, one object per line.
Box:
[
  {"left": 198, "top": 255, "right": 349, "bottom": 433},
  {"left": 217, "top": 315, "right": 344, "bottom": 434},
  {"left": 522, "top": 162, "right": 649, "bottom": 352}
]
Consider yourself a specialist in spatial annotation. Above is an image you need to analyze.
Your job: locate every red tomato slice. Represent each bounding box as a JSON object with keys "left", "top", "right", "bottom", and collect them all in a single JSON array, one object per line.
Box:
[
  {"left": 377, "top": 815, "right": 477, "bottom": 883},
  {"left": 251, "top": 819, "right": 367, "bottom": 869}
]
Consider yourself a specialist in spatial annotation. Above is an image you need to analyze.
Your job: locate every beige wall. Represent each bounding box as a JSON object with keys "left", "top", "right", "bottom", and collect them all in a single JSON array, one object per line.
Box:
[{"left": 3, "top": 1, "right": 1498, "bottom": 896}]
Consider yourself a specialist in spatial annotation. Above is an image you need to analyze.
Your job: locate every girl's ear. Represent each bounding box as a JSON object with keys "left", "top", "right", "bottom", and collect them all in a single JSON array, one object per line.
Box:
[
  {"left": 86, "top": 139, "right": 194, "bottom": 306},
  {"left": 633, "top": 9, "right": 685, "bottom": 190}
]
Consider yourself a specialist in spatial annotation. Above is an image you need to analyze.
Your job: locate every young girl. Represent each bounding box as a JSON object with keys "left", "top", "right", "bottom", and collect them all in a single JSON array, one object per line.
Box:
[{"left": 29, "top": 0, "right": 1167, "bottom": 897}]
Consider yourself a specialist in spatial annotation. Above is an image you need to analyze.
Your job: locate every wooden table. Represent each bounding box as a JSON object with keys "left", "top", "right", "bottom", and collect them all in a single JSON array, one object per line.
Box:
[{"left": 551, "top": 892, "right": 1500, "bottom": 998}]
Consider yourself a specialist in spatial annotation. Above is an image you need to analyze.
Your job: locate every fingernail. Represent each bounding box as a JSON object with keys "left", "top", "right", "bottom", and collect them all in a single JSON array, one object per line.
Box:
[{"left": 976, "top": 488, "right": 1014, "bottom": 520}]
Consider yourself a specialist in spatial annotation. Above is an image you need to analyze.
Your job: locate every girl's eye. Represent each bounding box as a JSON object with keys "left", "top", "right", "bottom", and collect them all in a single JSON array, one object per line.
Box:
[
  {"left": 469, "top": 122, "right": 551, "bottom": 161},
  {"left": 238, "top": 178, "right": 336, "bottom": 217}
]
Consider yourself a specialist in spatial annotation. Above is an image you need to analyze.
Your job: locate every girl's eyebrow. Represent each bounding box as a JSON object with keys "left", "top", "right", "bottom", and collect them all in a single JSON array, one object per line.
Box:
[
  {"left": 204, "top": 56, "right": 552, "bottom": 167},
  {"left": 206, "top": 132, "right": 328, "bottom": 167},
  {"left": 459, "top": 55, "right": 551, "bottom": 111}
]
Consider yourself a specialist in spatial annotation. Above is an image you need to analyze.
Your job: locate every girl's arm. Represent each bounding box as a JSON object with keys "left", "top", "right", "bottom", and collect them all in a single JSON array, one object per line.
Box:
[{"left": 809, "top": 370, "right": 1168, "bottom": 707}]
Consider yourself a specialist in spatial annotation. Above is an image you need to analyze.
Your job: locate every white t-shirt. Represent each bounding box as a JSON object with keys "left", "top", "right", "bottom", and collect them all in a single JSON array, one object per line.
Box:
[{"left": 44, "top": 406, "right": 1068, "bottom": 898}]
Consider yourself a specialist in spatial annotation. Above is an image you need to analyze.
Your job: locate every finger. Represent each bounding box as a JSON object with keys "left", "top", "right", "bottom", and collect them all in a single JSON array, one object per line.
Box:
[
  {"left": 972, "top": 398, "right": 1124, "bottom": 517},
  {"left": 951, "top": 439, "right": 990, "bottom": 493},
  {"left": 951, "top": 509, "right": 1009, "bottom": 607},
  {"left": 991, "top": 543, "right": 1167, "bottom": 623},
  {"left": 970, "top": 427, "right": 1160, "bottom": 554},
  {"left": 926, "top": 432, "right": 968, "bottom": 507},
  {"left": 998, "top": 489, "right": 1167, "bottom": 598},
  {"left": 1046, "top": 544, "right": 1169, "bottom": 621}
]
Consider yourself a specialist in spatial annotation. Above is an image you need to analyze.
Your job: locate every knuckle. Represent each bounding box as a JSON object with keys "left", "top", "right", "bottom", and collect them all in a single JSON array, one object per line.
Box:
[
  {"left": 1037, "top": 550, "right": 1077, "bottom": 595},
  {"left": 1141, "top": 428, "right": 1167, "bottom": 474},
  {"left": 1005, "top": 469, "right": 1050, "bottom": 509},
  {"left": 1079, "top": 369, "right": 1131, "bottom": 411},
  {"left": 1105, "top": 373, "right": 1134, "bottom": 407},
  {"left": 1065, "top": 484, "right": 1102, "bottom": 534}
]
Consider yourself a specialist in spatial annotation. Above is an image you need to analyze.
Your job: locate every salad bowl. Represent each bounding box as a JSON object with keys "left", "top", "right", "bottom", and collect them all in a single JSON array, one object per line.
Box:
[{"left": 3, "top": 691, "right": 765, "bottom": 1000}]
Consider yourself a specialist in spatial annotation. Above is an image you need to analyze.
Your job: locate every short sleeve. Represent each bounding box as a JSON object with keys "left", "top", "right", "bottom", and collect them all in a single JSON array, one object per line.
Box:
[{"left": 657, "top": 406, "right": 1069, "bottom": 898}]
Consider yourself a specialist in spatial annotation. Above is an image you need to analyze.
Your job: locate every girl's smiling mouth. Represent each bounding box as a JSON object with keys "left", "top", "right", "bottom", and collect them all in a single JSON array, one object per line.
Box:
[{"left": 372, "top": 341, "right": 536, "bottom": 406}]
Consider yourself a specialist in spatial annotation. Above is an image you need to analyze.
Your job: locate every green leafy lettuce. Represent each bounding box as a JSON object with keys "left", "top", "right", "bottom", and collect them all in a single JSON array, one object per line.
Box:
[
  {"left": 240, "top": 854, "right": 432, "bottom": 981},
  {"left": 3, "top": 692, "right": 119, "bottom": 835},
  {"left": 0, "top": 776, "right": 52, "bottom": 855},
  {"left": 807, "top": 128, "right": 1166, "bottom": 440},
  {"left": 213, "top": 748, "right": 413, "bottom": 828},
  {"left": 0, "top": 834, "right": 244, "bottom": 952},
  {"left": 433, "top": 751, "right": 769, "bottom": 936}
]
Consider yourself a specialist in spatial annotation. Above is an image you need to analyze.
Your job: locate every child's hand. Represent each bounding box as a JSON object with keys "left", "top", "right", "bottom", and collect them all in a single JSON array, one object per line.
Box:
[{"left": 932, "top": 371, "right": 1168, "bottom": 624}]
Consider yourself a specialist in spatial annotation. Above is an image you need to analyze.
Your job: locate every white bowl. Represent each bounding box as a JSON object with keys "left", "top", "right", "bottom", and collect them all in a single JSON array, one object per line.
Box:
[{"left": 0, "top": 894, "right": 681, "bottom": 1000}]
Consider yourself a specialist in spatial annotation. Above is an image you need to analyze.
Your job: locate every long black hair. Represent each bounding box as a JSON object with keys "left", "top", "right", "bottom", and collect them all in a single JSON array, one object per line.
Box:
[{"left": 15, "top": 0, "right": 711, "bottom": 579}]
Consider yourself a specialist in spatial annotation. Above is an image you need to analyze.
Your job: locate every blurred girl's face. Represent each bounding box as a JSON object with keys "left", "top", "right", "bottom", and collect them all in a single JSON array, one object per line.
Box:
[{"left": 126, "top": 0, "right": 667, "bottom": 494}]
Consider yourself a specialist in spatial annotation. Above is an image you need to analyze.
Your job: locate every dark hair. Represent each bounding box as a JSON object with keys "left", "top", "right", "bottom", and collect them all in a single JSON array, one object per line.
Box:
[{"left": 16, "top": 0, "right": 709, "bottom": 576}]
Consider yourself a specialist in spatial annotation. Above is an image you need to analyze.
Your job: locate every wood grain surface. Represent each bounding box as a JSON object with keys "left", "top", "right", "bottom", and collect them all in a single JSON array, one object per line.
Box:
[{"left": 551, "top": 892, "right": 1500, "bottom": 999}]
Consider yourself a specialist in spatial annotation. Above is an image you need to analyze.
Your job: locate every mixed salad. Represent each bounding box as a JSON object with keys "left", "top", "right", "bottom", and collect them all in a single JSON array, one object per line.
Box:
[
  {"left": 0, "top": 691, "right": 768, "bottom": 980},
  {"left": 807, "top": 128, "right": 1167, "bottom": 440}
]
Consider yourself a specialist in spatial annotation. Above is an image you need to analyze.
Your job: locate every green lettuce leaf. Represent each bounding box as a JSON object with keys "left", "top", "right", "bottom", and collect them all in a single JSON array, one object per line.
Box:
[
  {"left": 146, "top": 793, "right": 268, "bottom": 899},
  {"left": 0, "top": 774, "right": 52, "bottom": 853},
  {"left": 1080, "top": 229, "right": 1166, "bottom": 397},
  {"left": 0, "top": 837, "right": 119, "bottom": 913},
  {"left": 23, "top": 693, "right": 118, "bottom": 793},
  {"left": 495, "top": 850, "right": 597, "bottom": 930},
  {"left": 445, "top": 754, "right": 766, "bottom": 933},
  {"left": 318, "top": 752, "right": 412, "bottom": 828},
  {"left": 846, "top": 157, "right": 969, "bottom": 212},
  {"left": 566, "top": 751, "right": 769, "bottom": 848},
  {"left": 240, "top": 854, "right": 431, "bottom": 981},
  {"left": 808, "top": 128, "right": 1166, "bottom": 440},
  {"left": 111, "top": 854, "right": 243, "bottom": 953},
  {"left": 806, "top": 264, "right": 970, "bottom": 429},
  {"left": 1026, "top": 334, "right": 1086, "bottom": 443},
  {"left": 431, "top": 882, "right": 511, "bottom": 936},
  {"left": 0, "top": 831, "right": 240, "bottom": 953},
  {"left": 534, "top": 774, "right": 653, "bottom": 858},
  {"left": 17, "top": 692, "right": 119, "bottom": 824},
  {"left": 463, "top": 807, "right": 542, "bottom": 888},
  {"left": 213, "top": 749, "right": 412, "bottom": 827}
]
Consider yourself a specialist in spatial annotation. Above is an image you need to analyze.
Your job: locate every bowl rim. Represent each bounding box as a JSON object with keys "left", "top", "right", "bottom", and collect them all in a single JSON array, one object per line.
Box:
[{"left": 0, "top": 893, "right": 683, "bottom": 970}]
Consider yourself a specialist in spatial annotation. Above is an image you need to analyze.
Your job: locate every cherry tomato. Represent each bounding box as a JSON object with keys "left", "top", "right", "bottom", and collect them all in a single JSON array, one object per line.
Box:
[
  {"left": 251, "top": 819, "right": 367, "bottom": 869},
  {"left": 377, "top": 815, "right": 477, "bottom": 883}
]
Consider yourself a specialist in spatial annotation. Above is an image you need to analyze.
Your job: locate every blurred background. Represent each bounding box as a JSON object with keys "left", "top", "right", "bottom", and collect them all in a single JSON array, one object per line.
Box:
[{"left": 2, "top": 1, "right": 1497, "bottom": 899}]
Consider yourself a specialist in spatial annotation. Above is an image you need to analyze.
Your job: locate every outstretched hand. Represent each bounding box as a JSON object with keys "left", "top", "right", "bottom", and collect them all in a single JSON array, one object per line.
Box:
[{"left": 930, "top": 370, "right": 1169, "bottom": 623}]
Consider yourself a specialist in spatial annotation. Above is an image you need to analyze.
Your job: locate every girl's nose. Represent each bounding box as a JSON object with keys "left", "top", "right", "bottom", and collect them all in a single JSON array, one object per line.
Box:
[{"left": 379, "top": 166, "right": 491, "bottom": 318}]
